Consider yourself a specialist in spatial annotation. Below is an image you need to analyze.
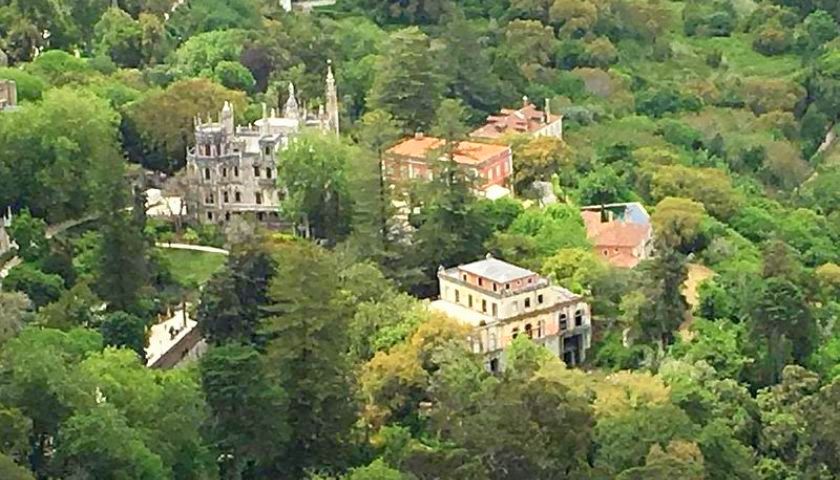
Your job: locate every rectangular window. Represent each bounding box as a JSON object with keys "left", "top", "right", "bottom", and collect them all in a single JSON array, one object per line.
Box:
[
  {"left": 204, "top": 168, "right": 211, "bottom": 180},
  {"left": 206, "top": 211, "right": 213, "bottom": 221},
  {"left": 254, "top": 166, "right": 260, "bottom": 178},
  {"left": 468, "top": 295, "right": 473, "bottom": 308},
  {"left": 223, "top": 192, "right": 229, "bottom": 203},
  {"left": 255, "top": 192, "right": 263, "bottom": 205},
  {"left": 482, "top": 299, "right": 487, "bottom": 313},
  {"left": 492, "top": 303, "right": 498, "bottom": 316},
  {"left": 478, "top": 278, "right": 483, "bottom": 287},
  {"left": 455, "top": 290, "right": 460, "bottom": 303},
  {"left": 224, "top": 212, "right": 231, "bottom": 221},
  {"left": 264, "top": 146, "right": 272, "bottom": 156},
  {"left": 525, "top": 298, "right": 531, "bottom": 309},
  {"left": 575, "top": 310, "right": 584, "bottom": 327},
  {"left": 538, "top": 294, "right": 544, "bottom": 304},
  {"left": 234, "top": 191, "right": 241, "bottom": 202},
  {"left": 234, "top": 166, "right": 239, "bottom": 177},
  {"left": 266, "top": 168, "right": 273, "bottom": 179},
  {"left": 222, "top": 167, "right": 227, "bottom": 177}
]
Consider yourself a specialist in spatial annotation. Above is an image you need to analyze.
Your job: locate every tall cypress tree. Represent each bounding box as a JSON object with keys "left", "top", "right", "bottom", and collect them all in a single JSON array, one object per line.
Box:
[
  {"left": 262, "top": 241, "right": 356, "bottom": 477},
  {"left": 408, "top": 100, "right": 489, "bottom": 296},
  {"left": 94, "top": 155, "right": 149, "bottom": 314}
]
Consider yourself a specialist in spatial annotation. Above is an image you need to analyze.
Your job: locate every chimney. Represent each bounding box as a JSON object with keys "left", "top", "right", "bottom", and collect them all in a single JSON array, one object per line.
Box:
[
  {"left": 415, "top": 131, "right": 424, "bottom": 140},
  {"left": 522, "top": 95, "right": 529, "bottom": 108}
]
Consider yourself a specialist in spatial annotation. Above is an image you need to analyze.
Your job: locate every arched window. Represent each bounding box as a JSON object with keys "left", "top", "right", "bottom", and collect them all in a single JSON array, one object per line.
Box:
[
  {"left": 512, "top": 327, "right": 520, "bottom": 339},
  {"left": 574, "top": 309, "right": 584, "bottom": 327},
  {"left": 234, "top": 191, "right": 241, "bottom": 202},
  {"left": 525, "top": 323, "right": 533, "bottom": 338},
  {"left": 255, "top": 192, "right": 263, "bottom": 205},
  {"left": 204, "top": 168, "right": 211, "bottom": 180},
  {"left": 559, "top": 313, "right": 568, "bottom": 330}
]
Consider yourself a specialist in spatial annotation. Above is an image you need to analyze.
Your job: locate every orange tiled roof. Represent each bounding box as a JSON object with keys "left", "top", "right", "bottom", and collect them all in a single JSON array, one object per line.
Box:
[
  {"left": 588, "top": 221, "right": 650, "bottom": 248},
  {"left": 470, "top": 102, "right": 561, "bottom": 139},
  {"left": 387, "top": 136, "right": 509, "bottom": 166}
]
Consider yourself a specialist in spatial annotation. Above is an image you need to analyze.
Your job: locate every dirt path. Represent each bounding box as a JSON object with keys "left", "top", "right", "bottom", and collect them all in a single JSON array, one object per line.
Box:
[{"left": 678, "top": 263, "right": 716, "bottom": 341}]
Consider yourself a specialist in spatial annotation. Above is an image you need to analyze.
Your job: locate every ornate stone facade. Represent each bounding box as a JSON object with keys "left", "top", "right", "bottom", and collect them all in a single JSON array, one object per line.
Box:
[{"left": 184, "top": 65, "right": 339, "bottom": 226}]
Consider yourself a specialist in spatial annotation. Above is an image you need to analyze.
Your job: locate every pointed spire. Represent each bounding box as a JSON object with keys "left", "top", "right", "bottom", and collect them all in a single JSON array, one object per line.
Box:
[
  {"left": 326, "top": 60, "right": 335, "bottom": 86},
  {"left": 283, "top": 82, "right": 300, "bottom": 120},
  {"left": 260, "top": 103, "right": 269, "bottom": 136},
  {"left": 221, "top": 101, "right": 234, "bottom": 136},
  {"left": 324, "top": 60, "right": 339, "bottom": 136}
]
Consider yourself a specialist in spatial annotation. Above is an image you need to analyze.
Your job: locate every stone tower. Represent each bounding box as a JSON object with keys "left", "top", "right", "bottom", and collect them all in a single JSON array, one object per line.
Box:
[{"left": 324, "top": 61, "right": 339, "bottom": 136}]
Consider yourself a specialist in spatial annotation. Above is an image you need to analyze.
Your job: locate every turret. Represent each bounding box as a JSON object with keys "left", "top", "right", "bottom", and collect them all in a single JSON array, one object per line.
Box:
[
  {"left": 283, "top": 83, "right": 300, "bottom": 120},
  {"left": 260, "top": 103, "right": 269, "bottom": 136},
  {"left": 221, "top": 101, "right": 234, "bottom": 137},
  {"left": 324, "top": 60, "right": 339, "bottom": 136}
]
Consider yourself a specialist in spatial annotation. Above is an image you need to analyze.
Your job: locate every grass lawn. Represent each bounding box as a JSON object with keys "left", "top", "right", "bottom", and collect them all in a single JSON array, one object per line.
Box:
[{"left": 156, "top": 248, "right": 226, "bottom": 287}]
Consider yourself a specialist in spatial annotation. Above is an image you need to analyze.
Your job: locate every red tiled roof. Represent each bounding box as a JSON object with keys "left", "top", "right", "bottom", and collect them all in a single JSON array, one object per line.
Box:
[
  {"left": 387, "top": 136, "right": 509, "bottom": 166},
  {"left": 470, "top": 103, "right": 562, "bottom": 139},
  {"left": 588, "top": 221, "right": 650, "bottom": 248}
]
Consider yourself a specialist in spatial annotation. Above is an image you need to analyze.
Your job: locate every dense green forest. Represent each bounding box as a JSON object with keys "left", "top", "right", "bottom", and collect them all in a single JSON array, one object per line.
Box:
[{"left": 0, "top": 0, "right": 840, "bottom": 478}]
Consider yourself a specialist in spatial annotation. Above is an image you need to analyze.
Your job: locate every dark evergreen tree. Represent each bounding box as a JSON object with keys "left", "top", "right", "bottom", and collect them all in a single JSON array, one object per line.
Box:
[
  {"left": 99, "top": 311, "right": 147, "bottom": 359},
  {"left": 367, "top": 27, "right": 443, "bottom": 133},
  {"left": 263, "top": 241, "right": 357, "bottom": 477},
  {"left": 407, "top": 100, "right": 490, "bottom": 295},
  {"left": 199, "top": 344, "right": 288, "bottom": 479},
  {"left": 197, "top": 242, "right": 276, "bottom": 346},
  {"left": 94, "top": 156, "right": 149, "bottom": 314},
  {"left": 633, "top": 248, "right": 690, "bottom": 349}
]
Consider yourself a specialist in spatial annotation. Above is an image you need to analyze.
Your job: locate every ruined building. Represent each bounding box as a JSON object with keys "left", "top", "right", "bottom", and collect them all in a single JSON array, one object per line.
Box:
[{"left": 184, "top": 65, "right": 339, "bottom": 226}]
